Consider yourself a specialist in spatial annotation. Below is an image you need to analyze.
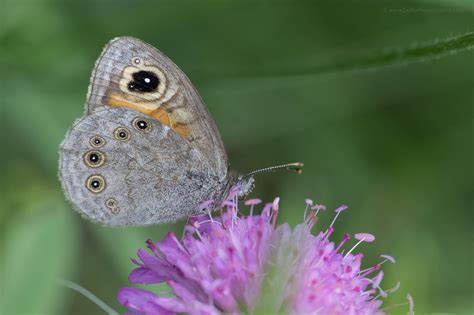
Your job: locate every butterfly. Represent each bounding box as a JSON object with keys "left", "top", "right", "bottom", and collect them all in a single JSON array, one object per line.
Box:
[{"left": 59, "top": 37, "right": 302, "bottom": 226}]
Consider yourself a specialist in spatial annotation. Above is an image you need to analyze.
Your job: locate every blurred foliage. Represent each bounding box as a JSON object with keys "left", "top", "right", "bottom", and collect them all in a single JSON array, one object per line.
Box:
[{"left": 1, "top": 0, "right": 473, "bottom": 314}]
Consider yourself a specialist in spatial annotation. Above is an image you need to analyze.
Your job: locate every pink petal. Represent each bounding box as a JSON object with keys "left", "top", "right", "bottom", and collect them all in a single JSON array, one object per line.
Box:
[
  {"left": 129, "top": 267, "right": 167, "bottom": 284},
  {"left": 207, "top": 280, "right": 239, "bottom": 312},
  {"left": 168, "top": 280, "right": 197, "bottom": 301},
  {"left": 151, "top": 296, "right": 188, "bottom": 313},
  {"left": 134, "top": 249, "right": 184, "bottom": 284},
  {"left": 118, "top": 288, "right": 172, "bottom": 315},
  {"left": 156, "top": 232, "right": 188, "bottom": 261}
]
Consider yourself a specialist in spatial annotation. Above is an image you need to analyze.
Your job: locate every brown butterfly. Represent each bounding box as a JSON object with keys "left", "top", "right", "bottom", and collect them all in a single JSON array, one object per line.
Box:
[{"left": 59, "top": 37, "right": 302, "bottom": 226}]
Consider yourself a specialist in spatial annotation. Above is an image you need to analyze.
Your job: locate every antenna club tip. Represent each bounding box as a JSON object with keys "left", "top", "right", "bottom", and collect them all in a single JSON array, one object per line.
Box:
[{"left": 290, "top": 162, "right": 304, "bottom": 174}]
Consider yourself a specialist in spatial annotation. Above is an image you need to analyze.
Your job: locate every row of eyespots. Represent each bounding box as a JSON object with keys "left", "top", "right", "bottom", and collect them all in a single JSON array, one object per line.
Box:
[
  {"left": 113, "top": 117, "right": 153, "bottom": 141},
  {"left": 81, "top": 117, "right": 153, "bottom": 214},
  {"left": 85, "top": 134, "right": 107, "bottom": 194},
  {"left": 85, "top": 135, "right": 114, "bottom": 210},
  {"left": 88, "top": 117, "right": 152, "bottom": 150},
  {"left": 84, "top": 117, "right": 152, "bottom": 193}
]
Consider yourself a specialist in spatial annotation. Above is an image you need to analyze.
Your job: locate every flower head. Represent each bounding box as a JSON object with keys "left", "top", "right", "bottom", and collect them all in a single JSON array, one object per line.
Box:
[{"left": 118, "top": 189, "right": 407, "bottom": 314}]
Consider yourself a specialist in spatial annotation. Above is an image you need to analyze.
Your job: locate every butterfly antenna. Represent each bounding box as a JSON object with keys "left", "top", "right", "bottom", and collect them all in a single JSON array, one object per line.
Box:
[{"left": 246, "top": 162, "right": 304, "bottom": 177}]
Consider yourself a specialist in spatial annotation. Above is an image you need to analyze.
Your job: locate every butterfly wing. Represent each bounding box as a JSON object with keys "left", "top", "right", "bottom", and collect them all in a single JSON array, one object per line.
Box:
[
  {"left": 59, "top": 107, "right": 225, "bottom": 226},
  {"left": 85, "top": 36, "right": 228, "bottom": 181}
]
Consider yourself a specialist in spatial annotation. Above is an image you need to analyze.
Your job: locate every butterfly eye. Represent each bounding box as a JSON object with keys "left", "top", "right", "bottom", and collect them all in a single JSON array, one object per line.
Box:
[
  {"left": 84, "top": 150, "right": 105, "bottom": 168},
  {"left": 90, "top": 136, "right": 106, "bottom": 148},
  {"left": 114, "top": 127, "right": 131, "bottom": 141},
  {"left": 127, "top": 70, "right": 160, "bottom": 93},
  {"left": 132, "top": 117, "right": 152, "bottom": 133},
  {"left": 86, "top": 174, "right": 106, "bottom": 193}
]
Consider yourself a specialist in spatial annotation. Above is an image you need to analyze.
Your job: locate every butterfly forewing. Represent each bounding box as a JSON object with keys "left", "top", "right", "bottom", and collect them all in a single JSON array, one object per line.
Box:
[{"left": 85, "top": 37, "right": 228, "bottom": 181}]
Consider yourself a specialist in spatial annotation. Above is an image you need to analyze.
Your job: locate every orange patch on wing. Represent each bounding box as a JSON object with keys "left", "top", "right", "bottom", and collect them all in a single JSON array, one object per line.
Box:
[
  {"left": 170, "top": 122, "right": 190, "bottom": 139},
  {"left": 150, "top": 107, "right": 190, "bottom": 138},
  {"left": 106, "top": 94, "right": 146, "bottom": 113},
  {"left": 105, "top": 93, "right": 190, "bottom": 138}
]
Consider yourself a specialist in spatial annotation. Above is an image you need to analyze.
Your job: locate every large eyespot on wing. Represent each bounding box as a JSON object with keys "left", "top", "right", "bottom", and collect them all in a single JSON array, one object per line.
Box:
[
  {"left": 59, "top": 107, "right": 222, "bottom": 226},
  {"left": 85, "top": 37, "right": 228, "bottom": 181}
]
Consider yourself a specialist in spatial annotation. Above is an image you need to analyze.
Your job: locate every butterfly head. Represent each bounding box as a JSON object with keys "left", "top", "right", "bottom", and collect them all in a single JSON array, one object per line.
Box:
[
  {"left": 233, "top": 162, "right": 303, "bottom": 200},
  {"left": 236, "top": 175, "right": 255, "bottom": 199}
]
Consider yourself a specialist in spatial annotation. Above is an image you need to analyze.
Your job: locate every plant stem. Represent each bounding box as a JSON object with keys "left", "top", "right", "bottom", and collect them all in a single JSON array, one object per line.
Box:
[{"left": 226, "top": 32, "right": 474, "bottom": 79}]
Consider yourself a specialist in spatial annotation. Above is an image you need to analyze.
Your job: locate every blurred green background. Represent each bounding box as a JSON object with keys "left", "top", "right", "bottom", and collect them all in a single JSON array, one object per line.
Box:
[{"left": 1, "top": 0, "right": 473, "bottom": 314}]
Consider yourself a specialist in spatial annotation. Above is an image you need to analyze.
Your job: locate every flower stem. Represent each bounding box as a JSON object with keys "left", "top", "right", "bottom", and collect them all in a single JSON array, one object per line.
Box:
[{"left": 61, "top": 279, "right": 118, "bottom": 315}]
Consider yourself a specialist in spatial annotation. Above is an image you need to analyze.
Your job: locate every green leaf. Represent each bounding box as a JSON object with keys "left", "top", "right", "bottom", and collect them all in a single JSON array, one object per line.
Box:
[{"left": 1, "top": 201, "right": 78, "bottom": 315}]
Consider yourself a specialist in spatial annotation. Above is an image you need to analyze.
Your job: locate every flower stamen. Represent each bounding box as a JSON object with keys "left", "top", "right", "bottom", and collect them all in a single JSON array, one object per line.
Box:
[
  {"left": 329, "top": 204, "right": 349, "bottom": 228},
  {"left": 344, "top": 233, "right": 375, "bottom": 259}
]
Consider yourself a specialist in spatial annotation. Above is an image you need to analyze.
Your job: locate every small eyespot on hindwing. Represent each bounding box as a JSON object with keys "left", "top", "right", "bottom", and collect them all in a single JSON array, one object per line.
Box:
[
  {"left": 89, "top": 135, "right": 106, "bottom": 148},
  {"left": 86, "top": 174, "right": 106, "bottom": 193},
  {"left": 83, "top": 150, "right": 106, "bottom": 168},
  {"left": 132, "top": 117, "right": 152, "bottom": 133},
  {"left": 105, "top": 198, "right": 120, "bottom": 214},
  {"left": 114, "top": 127, "right": 131, "bottom": 141}
]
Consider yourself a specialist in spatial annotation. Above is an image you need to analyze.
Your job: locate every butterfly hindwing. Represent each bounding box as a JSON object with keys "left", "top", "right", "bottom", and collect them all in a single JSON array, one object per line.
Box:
[{"left": 59, "top": 107, "right": 224, "bottom": 226}]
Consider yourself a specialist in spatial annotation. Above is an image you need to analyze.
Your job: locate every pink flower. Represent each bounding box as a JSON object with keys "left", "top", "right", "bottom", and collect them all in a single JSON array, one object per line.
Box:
[{"left": 118, "top": 191, "right": 409, "bottom": 315}]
